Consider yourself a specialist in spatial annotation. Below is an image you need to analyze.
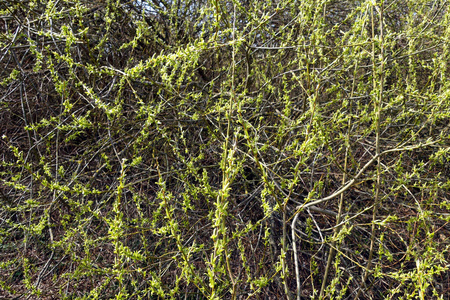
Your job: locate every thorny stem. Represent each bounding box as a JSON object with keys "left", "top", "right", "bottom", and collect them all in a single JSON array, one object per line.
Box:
[
  {"left": 293, "top": 139, "right": 436, "bottom": 213},
  {"left": 292, "top": 212, "right": 301, "bottom": 300},
  {"left": 223, "top": 5, "right": 238, "bottom": 298},
  {"left": 355, "top": 2, "right": 384, "bottom": 298},
  {"left": 319, "top": 34, "right": 359, "bottom": 299},
  {"left": 319, "top": 141, "right": 349, "bottom": 299}
]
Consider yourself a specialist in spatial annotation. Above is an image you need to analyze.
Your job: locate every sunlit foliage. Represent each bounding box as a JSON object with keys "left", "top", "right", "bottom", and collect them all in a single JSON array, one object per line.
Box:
[{"left": 1, "top": 0, "right": 450, "bottom": 298}]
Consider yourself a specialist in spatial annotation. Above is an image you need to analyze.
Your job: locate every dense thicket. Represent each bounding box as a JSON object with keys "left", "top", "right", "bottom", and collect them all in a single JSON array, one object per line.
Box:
[{"left": 1, "top": 0, "right": 450, "bottom": 299}]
